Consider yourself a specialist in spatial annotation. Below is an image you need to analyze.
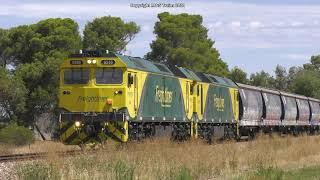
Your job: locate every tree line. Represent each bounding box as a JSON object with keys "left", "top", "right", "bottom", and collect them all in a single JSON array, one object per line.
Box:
[
  {"left": 0, "top": 12, "right": 319, "bottom": 128},
  {"left": 230, "top": 56, "right": 320, "bottom": 99}
]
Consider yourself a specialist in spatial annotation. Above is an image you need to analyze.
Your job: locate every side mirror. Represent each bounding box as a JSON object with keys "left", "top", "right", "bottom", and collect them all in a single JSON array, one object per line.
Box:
[{"left": 128, "top": 73, "right": 134, "bottom": 86}]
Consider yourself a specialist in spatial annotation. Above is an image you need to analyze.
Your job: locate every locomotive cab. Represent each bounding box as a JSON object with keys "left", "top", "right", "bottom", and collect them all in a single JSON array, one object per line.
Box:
[
  {"left": 60, "top": 67, "right": 126, "bottom": 113},
  {"left": 60, "top": 52, "right": 128, "bottom": 113},
  {"left": 59, "top": 50, "right": 129, "bottom": 145}
]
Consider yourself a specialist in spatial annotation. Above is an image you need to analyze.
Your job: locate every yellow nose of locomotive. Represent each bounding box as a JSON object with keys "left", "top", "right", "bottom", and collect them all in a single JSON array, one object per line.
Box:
[
  {"left": 59, "top": 51, "right": 126, "bottom": 113},
  {"left": 59, "top": 50, "right": 128, "bottom": 145}
]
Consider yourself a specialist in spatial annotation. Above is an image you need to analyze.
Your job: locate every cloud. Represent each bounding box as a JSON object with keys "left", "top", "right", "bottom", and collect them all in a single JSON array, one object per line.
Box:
[
  {"left": 290, "top": 21, "right": 304, "bottom": 27},
  {"left": 249, "top": 21, "right": 264, "bottom": 28},
  {"left": 286, "top": 54, "right": 309, "bottom": 61},
  {"left": 214, "top": 21, "right": 222, "bottom": 27},
  {"left": 141, "top": 25, "right": 151, "bottom": 32},
  {"left": 230, "top": 21, "right": 241, "bottom": 27}
]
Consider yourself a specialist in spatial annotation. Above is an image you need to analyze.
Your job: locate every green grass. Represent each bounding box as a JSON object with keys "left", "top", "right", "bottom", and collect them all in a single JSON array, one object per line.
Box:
[
  {"left": 239, "top": 166, "right": 320, "bottom": 180},
  {"left": 113, "top": 160, "right": 135, "bottom": 180},
  {"left": 17, "top": 162, "right": 61, "bottom": 180},
  {"left": 175, "top": 167, "right": 193, "bottom": 180}
]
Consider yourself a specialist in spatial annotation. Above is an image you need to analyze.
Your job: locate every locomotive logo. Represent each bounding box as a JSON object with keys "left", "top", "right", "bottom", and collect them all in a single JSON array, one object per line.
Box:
[
  {"left": 77, "top": 96, "right": 108, "bottom": 103},
  {"left": 214, "top": 94, "right": 225, "bottom": 111},
  {"left": 155, "top": 85, "right": 173, "bottom": 107}
]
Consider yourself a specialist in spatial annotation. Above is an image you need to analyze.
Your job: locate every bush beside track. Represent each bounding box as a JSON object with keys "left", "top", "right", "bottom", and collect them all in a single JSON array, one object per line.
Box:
[{"left": 0, "top": 123, "right": 34, "bottom": 146}]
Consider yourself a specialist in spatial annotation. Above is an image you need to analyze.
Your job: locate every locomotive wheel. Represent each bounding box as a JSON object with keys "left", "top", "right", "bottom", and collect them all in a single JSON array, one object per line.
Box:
[{"left": 171, "top": 123, "right": 191, "bottom": 142}]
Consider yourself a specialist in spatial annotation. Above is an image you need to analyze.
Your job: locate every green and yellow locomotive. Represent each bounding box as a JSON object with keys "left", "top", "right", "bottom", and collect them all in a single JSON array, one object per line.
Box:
[
  {"left": 59, "top": 50, "right": 320, "bottom": 145},
  {"left": 59, "top": 50, "right": 239, "bottom": 145}
]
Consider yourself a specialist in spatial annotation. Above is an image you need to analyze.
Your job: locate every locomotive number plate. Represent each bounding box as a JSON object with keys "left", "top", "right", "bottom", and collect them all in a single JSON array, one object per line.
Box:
[
  {"left": 101, "top": 60, "right": 115, "bottom": 65},
  {"left": 70, "top": 60, "right": 83, "bottom": 65}
]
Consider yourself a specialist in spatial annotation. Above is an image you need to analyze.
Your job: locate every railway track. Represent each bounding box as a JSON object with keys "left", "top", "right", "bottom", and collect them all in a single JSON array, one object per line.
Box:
[{"left": 0, "top": 150, "right": 83, "bottom": 163}]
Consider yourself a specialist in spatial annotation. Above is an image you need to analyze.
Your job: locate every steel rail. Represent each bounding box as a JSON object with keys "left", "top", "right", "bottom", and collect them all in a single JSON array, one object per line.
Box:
[{"left": 0, "top": 150, "right": 83, "bottom": 163}]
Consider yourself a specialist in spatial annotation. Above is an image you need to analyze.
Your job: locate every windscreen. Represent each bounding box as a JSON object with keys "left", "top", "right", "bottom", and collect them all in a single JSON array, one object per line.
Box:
[
  {"left": 64, "top": 68, "right": 89, "bottom": 84},
  {"left": 95, "top": 68, "right": 123, "bottom": 84}
]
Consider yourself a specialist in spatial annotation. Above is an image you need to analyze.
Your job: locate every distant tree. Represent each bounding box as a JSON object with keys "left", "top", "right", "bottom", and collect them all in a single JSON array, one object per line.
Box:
[
  {"left": 274, "top": 65, "right": 288, "bottom": 91},
  {"left": 249, "top": 70, "right": 275, "bottom": 88},
  {"left": 303, "top": 55, "right": 320, "bottom": 71},
  {"left": 286, "top": 55, "right": 320, "bottom": 98},
  {"left": 311, "top": 55, "right": 320, "bottom": 69},
  {"left": 5, "top": 18, "right": 81, "bottom": 65},
  {"left": 83, "top": 16, "right": 140, "bottom": 52},
  {"left": 15, "top": 52, "right": 65, "bottom": 125},
  {"left": 289, "top": 70, "right": 320, "bottom": 98},
  {"left": 0, "top": 67, "right": 27, "bottom": 122},
  {"left": 146, "top": 12, "right": 228, "bottom": 76},
  {"left": 286, "top": 66, "right": 301, "bottom": 85},
  {"left": 229, "top": 66, "right": 248, "bottom": 84},
  {"left": 0, "top": 29, "right": 11, "bottom": 67},
  {"left": 2, "top": 18, "right": 82, "bottom": 125}
]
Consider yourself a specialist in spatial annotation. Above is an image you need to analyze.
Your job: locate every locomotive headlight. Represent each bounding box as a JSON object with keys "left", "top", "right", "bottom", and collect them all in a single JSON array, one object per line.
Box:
[
  {"left": 114, "top": 90, "right": 122, "bottom": 95},
  {"left": 87, "top": 60, "right": 92, "bottom": 64},
  {"left": 92, "top": 59, "right": 97, "bottom": 64},
  {"left": 75, "top": 121, "right": 81, "bottom": 127}
]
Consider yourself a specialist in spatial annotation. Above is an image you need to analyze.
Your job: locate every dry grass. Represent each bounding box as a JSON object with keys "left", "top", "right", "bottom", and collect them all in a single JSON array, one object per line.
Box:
[
  {"left": 12, "top": 135, "right": 320, "bottom": 179},
  {"left": 0, "top": 140, "right": 79, "bottom": 155},
  {"left": 0, "top": 144, "right": 14, "bottom": 155}
]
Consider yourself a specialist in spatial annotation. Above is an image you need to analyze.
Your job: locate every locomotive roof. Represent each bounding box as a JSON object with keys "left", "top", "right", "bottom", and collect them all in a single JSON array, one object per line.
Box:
[
  {"left": 203, "top": 73, "right": 237, "bottom": 87},
  {"left": 119, "top": 54, "right": 236, "bottom": 87},
  {"left": 69, "top": 50, "right": 236, "bottom": 87},
  {"left": 117, "top": 54, "right": 205, "bottom": 81}
]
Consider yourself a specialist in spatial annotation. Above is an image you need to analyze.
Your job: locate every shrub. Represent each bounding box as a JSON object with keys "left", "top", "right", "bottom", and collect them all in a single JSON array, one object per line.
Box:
[
  {"left": 72, "top": 155, "right": 97, "bottom": 172},
  {"left": 240, "top": 166, "right": 285, "bottom": 180},
  {"left": 17, "top": 162, "right": 60, "bottom": 180},
  {"left": 175, "top": 167, "right": 193, "bottom": 180},
  {"left": 114, "top": 160, "right": 135, "bottom": 180},
  {"left": 0, "top": 123, "right": 34, "bottom": 146}
]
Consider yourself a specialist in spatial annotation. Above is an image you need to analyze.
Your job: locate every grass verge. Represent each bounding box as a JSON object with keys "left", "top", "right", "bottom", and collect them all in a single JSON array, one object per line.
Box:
[
  {"left": 239, "top": 165, "right": 320, "bottom": 180},
  {"left": 9, "top": 135, "right": 320, "bottom": 179}
]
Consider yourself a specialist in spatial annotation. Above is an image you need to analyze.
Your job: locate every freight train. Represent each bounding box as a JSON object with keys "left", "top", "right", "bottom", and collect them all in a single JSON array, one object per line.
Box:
[{"left": 58, "top": 50, "right": 320, "bottom": 145}]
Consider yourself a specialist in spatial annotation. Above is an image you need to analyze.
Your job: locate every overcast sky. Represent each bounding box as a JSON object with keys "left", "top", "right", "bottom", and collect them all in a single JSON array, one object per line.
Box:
[{"left": 0, "top": 0, "right": 319, "bottom": 74}]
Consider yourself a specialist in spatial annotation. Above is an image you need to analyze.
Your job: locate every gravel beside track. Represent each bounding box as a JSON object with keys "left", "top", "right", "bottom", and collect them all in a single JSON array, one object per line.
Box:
[{"left": 0, "top": 162, "right": 16, "bottom": 180}]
